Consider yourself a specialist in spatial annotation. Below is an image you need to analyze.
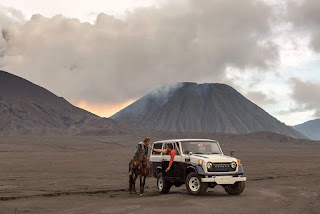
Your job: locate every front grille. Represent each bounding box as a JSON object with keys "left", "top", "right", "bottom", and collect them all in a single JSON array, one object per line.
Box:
[{"left": 207, "top": 162, "right": 236, "bottom": 172}]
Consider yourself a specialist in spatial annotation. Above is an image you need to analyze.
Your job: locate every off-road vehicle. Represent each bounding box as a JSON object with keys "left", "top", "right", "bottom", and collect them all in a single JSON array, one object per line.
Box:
[{"left": 150, "top": 139, "right": 246, "bottom": 196}]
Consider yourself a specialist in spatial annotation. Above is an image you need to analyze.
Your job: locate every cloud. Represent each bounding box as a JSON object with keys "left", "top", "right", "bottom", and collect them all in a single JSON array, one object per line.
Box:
[
  {"left": 278, "top": 106, "right": 306, "bottom": 115},
  {"left": 0, "top": 0, "right": 278, "bottom": 105},
  {"left": 0, "top": 5, "right": 25, "bottom": 58},
  {"left": 246, "top": 91, "right": 277, "bottom": 105},
  {"left": 287, "top": 0, "right": 320, "bottom": 52},
  {"left": 0, "top": 5, "right": 25, "bottom": 27},
  {"left": 289, "top": 77, "right": 320, "bottom": 117}
]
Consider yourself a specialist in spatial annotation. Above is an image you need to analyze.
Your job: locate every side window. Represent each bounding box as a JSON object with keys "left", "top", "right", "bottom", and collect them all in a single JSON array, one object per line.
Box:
[
  {"left": 152, "top": 143, "right": 163, "bottom": 155},
  {"left": 163, "top": 143, "right": 174, "bottom": 156}
]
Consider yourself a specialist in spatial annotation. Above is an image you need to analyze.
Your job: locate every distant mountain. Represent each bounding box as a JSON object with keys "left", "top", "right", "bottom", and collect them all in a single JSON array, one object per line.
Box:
[
  {"left": 293, "top": 119, "right": 320, "bottom": 140},
  {"left": 111, "top": 82, "right": 305, "bottom": 138},
  {"left": 0, "top": 70, "right": 128, "bottom": 135}
]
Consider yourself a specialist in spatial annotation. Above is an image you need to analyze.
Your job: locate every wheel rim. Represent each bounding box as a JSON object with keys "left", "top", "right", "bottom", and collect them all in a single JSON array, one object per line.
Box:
[
  {"left": 158, "top": 177, "right": 163, "bottom": 191},
  {"left": 189, "top": 177, "right": 200, "bottom": 192}
]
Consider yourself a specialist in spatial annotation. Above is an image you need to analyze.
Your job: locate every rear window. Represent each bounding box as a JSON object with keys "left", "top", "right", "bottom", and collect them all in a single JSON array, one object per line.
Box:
[{"left": 152, "top": 143, "right": 163, "bottom": 155}]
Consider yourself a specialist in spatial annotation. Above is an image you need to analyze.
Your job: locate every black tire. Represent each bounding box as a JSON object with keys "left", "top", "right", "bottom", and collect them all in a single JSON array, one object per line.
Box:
[
  {"left": 224, "top": 181, "right": 245, "bottom": 195},
  {"left": 157, "top": 173, "right": 171, "bottom": 194},
  {"left": 186, "top": 172, "right": 208, "bottom": 196}
]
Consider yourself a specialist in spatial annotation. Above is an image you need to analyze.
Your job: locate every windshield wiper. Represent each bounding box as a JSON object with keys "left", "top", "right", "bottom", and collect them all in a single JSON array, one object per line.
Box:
[
  {"left": 193, "top": 152, "right": 204, "bottom": 154},
  {"left": 209, "top": 152, "right": 220, "bottom": 154}
]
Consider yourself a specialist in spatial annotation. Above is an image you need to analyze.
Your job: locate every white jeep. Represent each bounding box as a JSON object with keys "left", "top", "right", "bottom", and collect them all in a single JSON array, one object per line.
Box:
[{"left": 150, "top": 139, "right": 246, "bottom": 196}]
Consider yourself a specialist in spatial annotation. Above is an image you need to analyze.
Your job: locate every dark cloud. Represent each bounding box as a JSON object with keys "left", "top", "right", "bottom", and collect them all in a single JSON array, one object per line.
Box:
[
  {"left": 288, "top": 0, "right": 320, "bottom": 51},
  {"left": 0, "top": 0, "right": 278, "bottom": 104},
  {"left": 289, "top": 78, "right": 320, "bottom": 117}
]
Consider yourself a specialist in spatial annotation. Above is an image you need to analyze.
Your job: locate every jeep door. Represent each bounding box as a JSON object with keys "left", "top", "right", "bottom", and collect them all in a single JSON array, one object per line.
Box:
[
  {"left": 172, "top": 142, "right": 184, "bottom": 180},
  {"left": 162, "top": 142, "right": 184, "bottom": 180}
]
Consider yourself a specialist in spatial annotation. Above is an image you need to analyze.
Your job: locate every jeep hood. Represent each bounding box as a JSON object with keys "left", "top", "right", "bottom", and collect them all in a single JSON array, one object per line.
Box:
[{"left": 191, "top": 154, "right": 237, "bottom": 162}]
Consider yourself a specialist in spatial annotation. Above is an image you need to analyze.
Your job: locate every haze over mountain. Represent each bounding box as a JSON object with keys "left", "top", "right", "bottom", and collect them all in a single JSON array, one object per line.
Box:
[
  {"left": 293, "top": 119, "right": 320, "bottom": 140},
  {"left": 0, "top": 70, "right": 128, "bottom": 135},
  {"left": 111, "top": 82, "right": 305, "bottom": 138}
]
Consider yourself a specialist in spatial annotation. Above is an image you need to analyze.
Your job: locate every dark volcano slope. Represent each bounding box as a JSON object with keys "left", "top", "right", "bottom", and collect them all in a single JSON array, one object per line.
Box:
[
  {"left": 0, "top": 70, "right": 128, "bottom": 135},
  {"left": 293, "top": 119, "right": 320, "bottom": 140},
  {"left": 111, "top": 82, "right": 305, "bottom": 138}
]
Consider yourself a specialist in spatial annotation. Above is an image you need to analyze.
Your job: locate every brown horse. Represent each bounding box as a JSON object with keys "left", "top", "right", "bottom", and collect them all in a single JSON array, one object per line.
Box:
[{"left": 129, "top": 149, "right": 150, "bottom": 196}]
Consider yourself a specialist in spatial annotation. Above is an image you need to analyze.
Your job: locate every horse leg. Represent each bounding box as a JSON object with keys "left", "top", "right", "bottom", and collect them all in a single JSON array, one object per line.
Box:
[
  {"left": 129, "top": 162, "right": 133, "bottom": 193},
  {"left": 139, "top": 174, "right": 143, "bottom": 195},
  {"left": 142, "top": 175, "right": 146, "bottom": 194},
  {"left": 133, "top": 173, "right": 137, "bottom": 193},
  {"left": 129, "top": 174, "right": 133, "bottom": 194},
  {"left": 129, "top": 161, "right": 133, "bottom": 176}
]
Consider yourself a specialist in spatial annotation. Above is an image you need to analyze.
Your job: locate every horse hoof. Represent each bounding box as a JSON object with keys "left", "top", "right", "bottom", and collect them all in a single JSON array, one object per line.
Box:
[{"left": 139, "top": 194, "right": 145, "bottom": 197}]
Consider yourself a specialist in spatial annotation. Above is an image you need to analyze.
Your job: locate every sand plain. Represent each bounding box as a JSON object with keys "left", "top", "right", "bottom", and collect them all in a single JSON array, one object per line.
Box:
[{"left": 0, "top": 133, "right": 319, "bottom": 214}]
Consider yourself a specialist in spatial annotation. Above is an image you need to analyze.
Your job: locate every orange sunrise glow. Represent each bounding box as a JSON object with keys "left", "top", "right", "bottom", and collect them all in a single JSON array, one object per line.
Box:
[{"left": 74, "top": 99, "right": 136, "bottom": 118}]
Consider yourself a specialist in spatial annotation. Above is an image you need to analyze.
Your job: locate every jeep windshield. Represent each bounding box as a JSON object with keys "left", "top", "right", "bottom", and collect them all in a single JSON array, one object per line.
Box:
[{"left": 182, "top": 141, "right": 222, "bottom": 155}]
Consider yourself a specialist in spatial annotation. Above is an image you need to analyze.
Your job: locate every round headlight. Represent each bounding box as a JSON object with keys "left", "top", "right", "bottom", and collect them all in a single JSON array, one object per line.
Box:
[
  {"left": 207, "top": 162, "right": 213, "bottom": 169},
  {"left": 231, "top": 161, "right": 237, "bottom": 168}
]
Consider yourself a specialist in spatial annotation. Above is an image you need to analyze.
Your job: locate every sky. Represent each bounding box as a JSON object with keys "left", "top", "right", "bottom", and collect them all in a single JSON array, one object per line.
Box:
[{"left": 0, "top": 0, "right": 319, "bottom": 126}]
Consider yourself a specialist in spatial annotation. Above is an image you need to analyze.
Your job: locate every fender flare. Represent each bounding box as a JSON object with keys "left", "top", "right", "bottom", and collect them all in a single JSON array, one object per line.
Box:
[
  {"left": 194, "top": 165, "right": 206, "bottom": 175},
  {"left": 238, "top": 164, "right": 244, "bottom": 174},
  {"left": 186, "top": 164, "right": 206, "bottom": 176},
  {"left": 155, "top": 166, "right": 162, "bottom": 177}
]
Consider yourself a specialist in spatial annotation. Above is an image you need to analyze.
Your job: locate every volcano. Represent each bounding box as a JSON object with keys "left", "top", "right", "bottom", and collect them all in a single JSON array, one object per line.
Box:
[{"left": 111, "top": 82, "right": 305, "bottom": 138}]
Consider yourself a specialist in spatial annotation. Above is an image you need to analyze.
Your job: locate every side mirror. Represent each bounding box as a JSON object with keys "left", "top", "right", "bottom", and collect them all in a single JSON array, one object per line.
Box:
[{"left": 230, "top": 150, "right": 235, "bottom": 156}]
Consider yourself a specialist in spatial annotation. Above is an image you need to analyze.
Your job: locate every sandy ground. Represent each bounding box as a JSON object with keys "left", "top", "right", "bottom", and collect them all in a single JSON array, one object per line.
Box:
[{"left": 0, "top": 133, "right": 319, "bottom": 214}]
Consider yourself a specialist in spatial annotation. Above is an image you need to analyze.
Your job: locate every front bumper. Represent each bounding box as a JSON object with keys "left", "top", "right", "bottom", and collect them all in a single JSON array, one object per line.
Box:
[{"left": 201, "top": 176, "right": 246, "bottom": 184}]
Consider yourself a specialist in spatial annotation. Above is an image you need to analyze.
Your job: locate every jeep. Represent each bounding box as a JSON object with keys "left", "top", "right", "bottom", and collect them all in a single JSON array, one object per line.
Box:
[{"left": 150, "top": 139, "right": 246, "bottom": 196}]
